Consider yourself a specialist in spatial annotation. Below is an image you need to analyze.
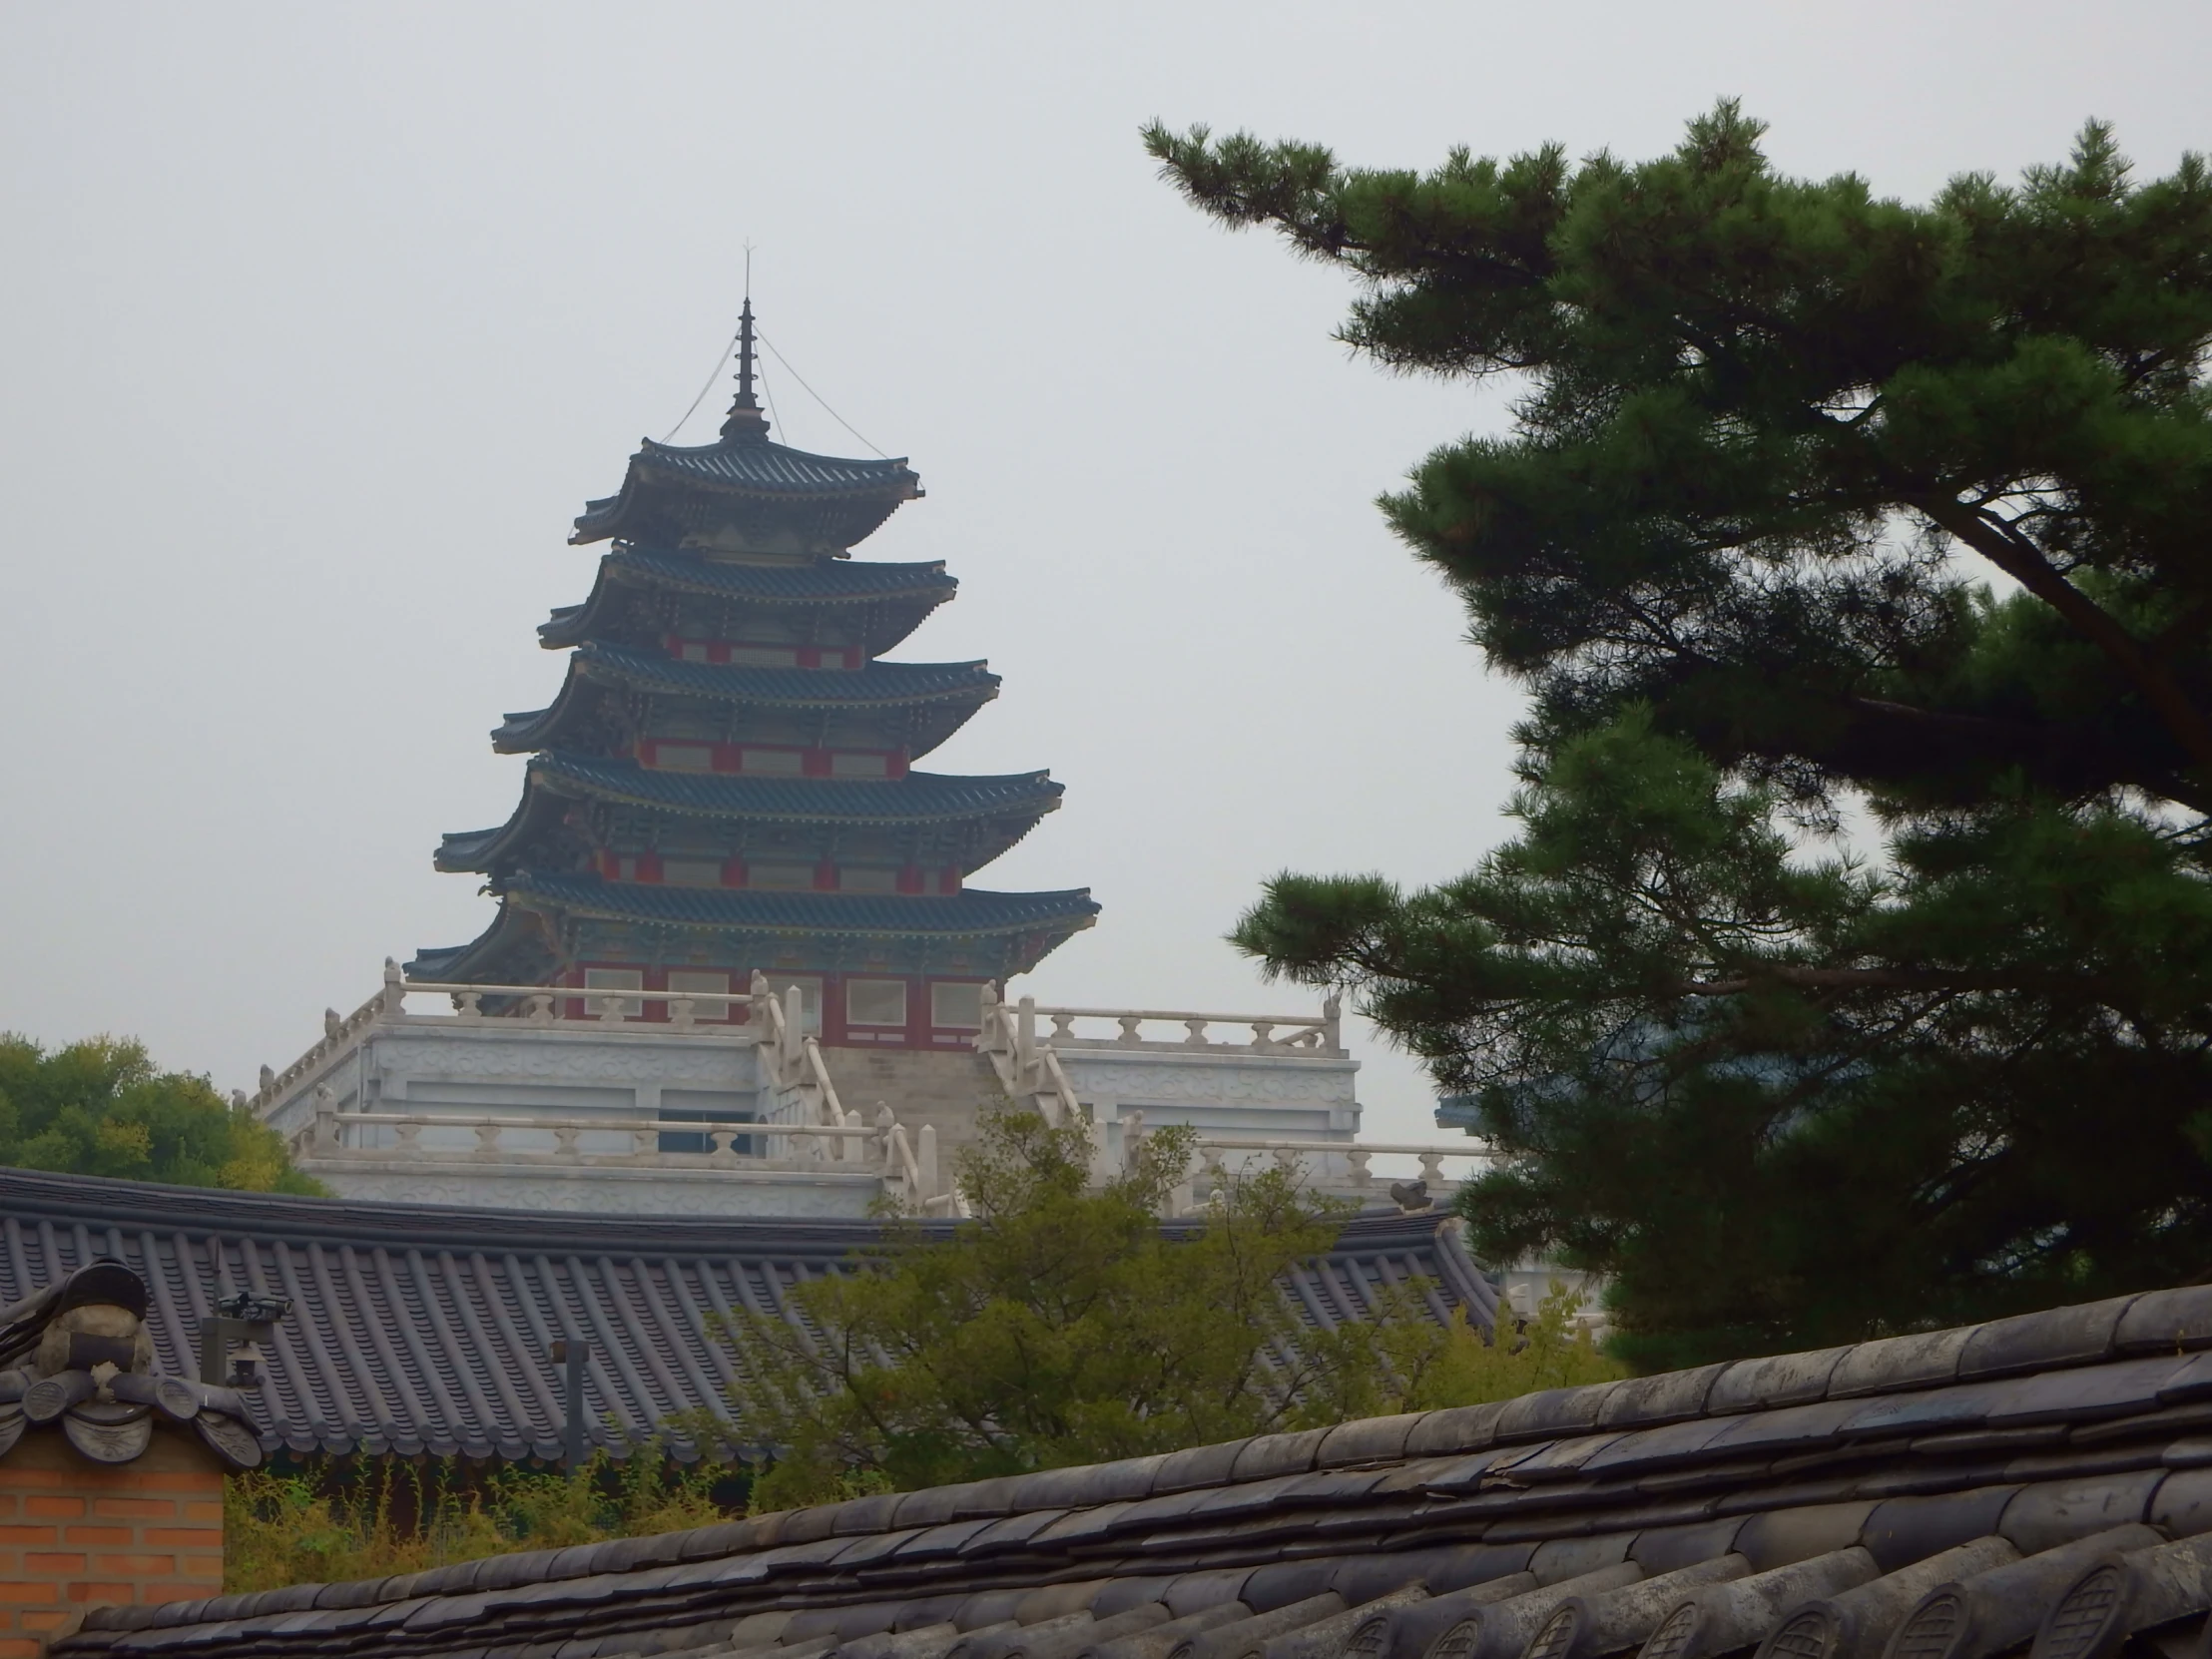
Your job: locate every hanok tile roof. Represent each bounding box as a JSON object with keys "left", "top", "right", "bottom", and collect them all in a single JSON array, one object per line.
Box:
[
  {"left": 54, "top": 1264, "right": 2212, "bottom": 1659},
  {"left": 572, "top": 438, "right": 921, "bottom": 544},
  {"left": 630, "top": 438, "right": 918, "bottom": 497},
  {"left": 539, "top": 552, "right": 957, "bottom": 651},
  {"left": 496, "top": 871, "right": 1101, "bottom": 940},
  {"left": 434, "top": 758, "right": 1063, "bottom": 871},
  {"left": 493, "top": 646, "right": 999, "bottom": 752},
  {"left": 0, "top": 1171, "right": 1492, "bottom": 1467}
]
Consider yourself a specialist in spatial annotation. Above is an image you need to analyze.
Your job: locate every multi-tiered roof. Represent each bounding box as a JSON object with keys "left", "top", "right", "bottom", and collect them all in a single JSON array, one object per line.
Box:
[{"left": 408, "top": 303, "right": 1096, "bottom": 1047}]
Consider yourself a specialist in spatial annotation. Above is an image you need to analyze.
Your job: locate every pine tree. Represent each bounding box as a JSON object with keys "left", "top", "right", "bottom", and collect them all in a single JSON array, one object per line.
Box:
[{"left": 1147, "top": 106, "right": 2212, "bottom": 1369}]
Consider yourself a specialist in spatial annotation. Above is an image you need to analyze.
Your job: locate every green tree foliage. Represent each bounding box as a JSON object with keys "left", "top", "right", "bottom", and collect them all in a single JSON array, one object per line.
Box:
[
  {"left": 713, "top": 1109, "right": 1620, "bottom": 1509},
  {"left": 224, "top": 1448, "right": 724, "bottom": 1592},
  {"left": 1147, "top": 108, "right": 2212, "bottom": 1369},
  {"left": 0, "top": 1034, "right": 324, "bottom": 1195}
]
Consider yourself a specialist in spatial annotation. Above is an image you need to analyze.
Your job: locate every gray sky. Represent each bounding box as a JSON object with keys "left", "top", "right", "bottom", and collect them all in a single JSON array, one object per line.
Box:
[{"left": 3, "top": 1, "right": 2206, "bottom": 1141}]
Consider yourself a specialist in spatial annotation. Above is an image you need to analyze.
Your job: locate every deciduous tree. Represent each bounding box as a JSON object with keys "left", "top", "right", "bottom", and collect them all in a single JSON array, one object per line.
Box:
[
  {"left": 712, "top": 1109, "right": 1614, "bottom": 1507},
  {"left": 0, "top": 1034, "right": 323, "bottom": 1194}
]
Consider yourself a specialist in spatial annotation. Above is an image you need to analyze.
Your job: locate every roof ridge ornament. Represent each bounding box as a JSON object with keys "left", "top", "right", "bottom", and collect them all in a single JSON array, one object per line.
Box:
[{"left": 719, "top": 291, "right": 771, "bottom": 444}]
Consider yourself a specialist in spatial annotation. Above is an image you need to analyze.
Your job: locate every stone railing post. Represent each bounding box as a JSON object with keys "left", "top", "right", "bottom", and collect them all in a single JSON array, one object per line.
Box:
[
  {"left": 310, "top": 1087, "right": 339, "bottom": 1155},
  {"left": 382, "top": 957, "right": 407, "bottom": 1016},
  {"left": 1322, "top": 991, "right": 1343, "bottom": 1054},
  {"left": 917, "top": 1123, "right": 938, "bottom": 1202},
  {"left": 1016, "top": 995, "right": 1037, "bottom": 1082}
]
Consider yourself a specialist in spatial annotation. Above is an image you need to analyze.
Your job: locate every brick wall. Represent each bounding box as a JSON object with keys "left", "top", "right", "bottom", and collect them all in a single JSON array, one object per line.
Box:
[{"left": 0, "top": 1430, "right": 225, "bottom": 1656}]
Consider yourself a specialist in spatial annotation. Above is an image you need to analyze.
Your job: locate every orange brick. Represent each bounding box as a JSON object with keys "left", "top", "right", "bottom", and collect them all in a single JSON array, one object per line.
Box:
[
  {"left": 24, "top": 1496, "right": 85, "bottom": 1517},
  {"left": 0, "top": 1524, "right": 56, "bottom": 1543},
  {"left": 0, "top": 1491, "right": 17, "bottom": 1515},
  {"left": 183, "top": 1501, "right": 222, "bottom": 1521},
  {"left": 91, "top": 1553, "right": 174, "bottom": 1576},
  {"left": 23, "top": 1553, "right": 86, "bottom": 1573},
  {"left": 137, "top": 1473, "right": 220, "bottom": 1492},
  {"left": 0, "top": 1585, "right": 56, "bottom": 1605},
  {"left": 1, "top": 1638, "right": 46, "bottom": 1659},
  {"left": 19, "top": 1611, "right": 78, "bottom": 1632},
  {"left": 64, "top": 1583, "right": 136, "bottom": 1604},
  {"left": 145, "top": 1527, "right": 220, "bottom": 1547},
  {"left": 2, "top": 1466, "right": 72, "bottom": 1489},
  {"left": 63, "top": 1525, "right": 133, "bottom": 1544},
  {"left": 90, "top": 1498, "right": 173, "bottom": 1520}
]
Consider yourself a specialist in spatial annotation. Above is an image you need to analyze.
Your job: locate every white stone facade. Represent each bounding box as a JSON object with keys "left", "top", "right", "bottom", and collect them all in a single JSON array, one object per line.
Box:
[{"left": 251, "top": 969, "right": 1470, "bottom": 1220}]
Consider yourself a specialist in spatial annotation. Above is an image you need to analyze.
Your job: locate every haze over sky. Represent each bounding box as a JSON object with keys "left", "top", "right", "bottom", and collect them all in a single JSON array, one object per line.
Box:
[{"left": 2, "top": 1, "right": 2206, "bottom": 1139}]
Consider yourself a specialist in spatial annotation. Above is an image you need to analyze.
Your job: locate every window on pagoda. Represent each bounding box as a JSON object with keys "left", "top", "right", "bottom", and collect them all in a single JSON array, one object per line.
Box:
[
  {"left": 653, "top": 744, "right": 715, "bottom": 773},
  {"left": 838, "top": 867, "right": 897, "bottom": 893},
  {"left": 846, "top": 979, "right": 908, "bottom": 1028},
  {"left": 667, "top": 969, "right": 733, "bottom": 1022},
  {"left": 661, "top": 859, "right": 724, "bottom": 887},
  {"left": 740, "top": 748, "right": 805, "bottom": 775},
  {"left": 749, "top": 862, "right": 815, "bottom": 889},
  {"left": 829, "top": 754, "right": 889, "bottom": 779},
  {"left": 930, "top": 982, "right": 984, "bottom": 1030},
  {"left": 583, "top": 967, "right": 644, "bottom": 1018}
]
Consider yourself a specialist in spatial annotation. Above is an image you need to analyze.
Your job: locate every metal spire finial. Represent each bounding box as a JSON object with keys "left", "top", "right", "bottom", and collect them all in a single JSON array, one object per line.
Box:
[{"left": 721, "top": 247, "right": 770, "bottom": 441}]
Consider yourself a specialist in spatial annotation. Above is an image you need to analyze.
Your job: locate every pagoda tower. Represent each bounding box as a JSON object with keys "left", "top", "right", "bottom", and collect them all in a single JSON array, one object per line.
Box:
[{"left": 408, "top": 302, "right": 1098, "bottom": 1049}]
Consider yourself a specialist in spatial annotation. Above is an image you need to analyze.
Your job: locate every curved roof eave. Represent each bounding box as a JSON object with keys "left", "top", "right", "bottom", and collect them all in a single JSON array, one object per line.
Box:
[
  {"left": 493, "top": 650, "right": 1000, "bottom": 752},
  {"left": 570, "top": 437, "right": 921, "bottom": 545},
  {"left": 500, "top": 870, "right": 1100, "bottom": 939},
  {"left": 405, "top": 900, "right": 545, "bottom": 983},
  {"left": 538, "top": 549, "right": 957, "bottom": 649},
  {"left": 528, "top": 753, "right": 1064, "bottom": 824}
]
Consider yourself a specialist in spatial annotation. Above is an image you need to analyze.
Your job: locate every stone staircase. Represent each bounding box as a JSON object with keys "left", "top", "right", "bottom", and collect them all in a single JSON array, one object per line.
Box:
[{"left": 825, "top": 1048, "right": 1010, "bottom": 1166}]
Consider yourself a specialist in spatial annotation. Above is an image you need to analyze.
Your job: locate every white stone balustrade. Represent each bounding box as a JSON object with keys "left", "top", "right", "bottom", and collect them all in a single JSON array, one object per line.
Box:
[
  {"left": 246, "top": 961, "right": 762, "bottom": 1120},
  {"left": 1029, "top": 998, "right": 1345, "bottom": 1057},
  {"left": 301, "top": 1102, "right": 955, "bottom": 1213}
]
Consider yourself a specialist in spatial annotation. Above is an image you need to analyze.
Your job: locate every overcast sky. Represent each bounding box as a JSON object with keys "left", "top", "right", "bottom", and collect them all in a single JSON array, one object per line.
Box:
[{"left": 2, "top": 1, "right": 2206, "bottom": 1140}]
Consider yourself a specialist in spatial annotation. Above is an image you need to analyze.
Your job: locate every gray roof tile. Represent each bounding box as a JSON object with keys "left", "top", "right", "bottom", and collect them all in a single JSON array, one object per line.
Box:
[
  {"left": 1228, "top": 1429, "right": 1330, "bottom": 1483},
  {"left": 2116, "top": 1284, "right": 2212, "bottom": 1354},
  {"left": 1956, "top": 1294, "right": 2138, "bottom": 1381},
  {"left": 1825, "top": 1325, "right": 1979, "bottom": 1398},
  {"left": 1400, "top": 1402, "right": 1505, "bottom": 1458},
  {"left": 1595, "top": 1363, "right": 1729, "bottom": 1430},
  {"left": 1313, "top": 1414, "right": 1421, "bottom": 1469},
  {"left": 57, "top": 1269, "right": 2212, "bottom": 1659},
  {"left": 1494, "top": 1382, "right": 1621, "bottom": 1444},
  {"left": 1703, "top": 1346, "right": 1853, "bottom": 1416}
]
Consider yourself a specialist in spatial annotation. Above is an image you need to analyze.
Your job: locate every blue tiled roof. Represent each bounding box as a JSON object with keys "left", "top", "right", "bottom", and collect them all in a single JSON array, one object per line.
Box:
[
  {"left": 502, "top": 870, "right": 1099, "bottom": 936},
  {"left": 434, "top": 757, "right": 1064, "bottom": 871},
  {"left": 493, "top": 644, "right": 998, "bottom": 749},
  {"left": 539, "top": 550, "right": 956, "bottom": 648},
  {"left": 634, "top": 436, "right": 917, "bottom": 495},
  {"left": 534, "top": 753, "right": 1060, "bottom": 820},
  {"left": 615, "top": 547, "right": 951, "bottom": 599},
  {"left": 576, "top": 642, "right": 993, "bottom": 705},
  {"left": 572, "top": 436, "right": 920, "bottom": 542}
]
